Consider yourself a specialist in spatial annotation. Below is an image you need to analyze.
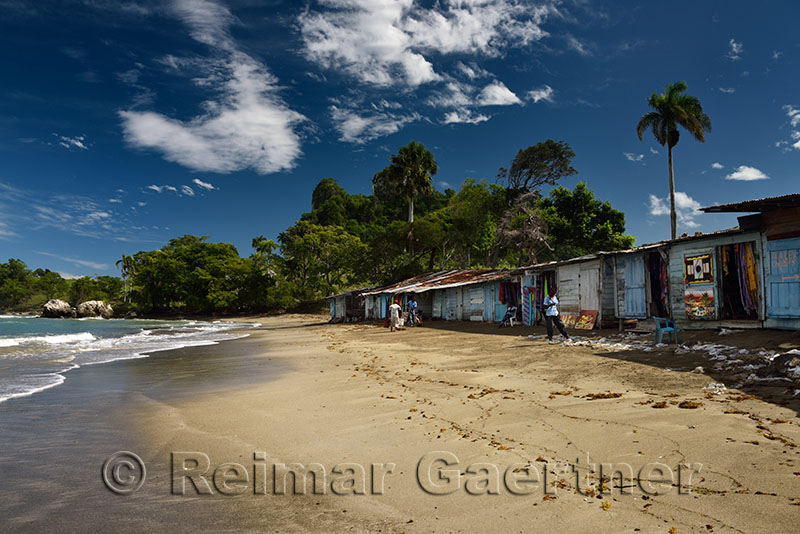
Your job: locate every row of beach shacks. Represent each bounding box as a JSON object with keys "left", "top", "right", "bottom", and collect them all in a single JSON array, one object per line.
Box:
[{"left": 329, "top": 193, "right": 800, "bottom": 331}]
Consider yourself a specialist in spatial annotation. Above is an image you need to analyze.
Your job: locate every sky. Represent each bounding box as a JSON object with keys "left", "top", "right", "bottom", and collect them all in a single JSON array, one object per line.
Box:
[{"left": 1, "top": 0, "right": 799, "bottom": 278}]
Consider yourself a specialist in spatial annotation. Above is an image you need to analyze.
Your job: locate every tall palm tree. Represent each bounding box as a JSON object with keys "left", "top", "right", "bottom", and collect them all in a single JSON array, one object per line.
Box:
[
  {"left": 379, "top": 141, "right": 438, "bottom": 224},
  {"left": 637, "top": 81, "right": 711, "bottom": 240},
  {"left": 115, "top": 254, "right": 136, "bottom": 303}
]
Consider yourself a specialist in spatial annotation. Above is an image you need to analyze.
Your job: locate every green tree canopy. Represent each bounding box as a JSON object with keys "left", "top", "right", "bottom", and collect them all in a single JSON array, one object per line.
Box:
[
  {"left": 498, "top": 139, "right": 577, "bottom": 195},
  {"left": 538, "top": 182, "right": 635, "bottom": 261}
]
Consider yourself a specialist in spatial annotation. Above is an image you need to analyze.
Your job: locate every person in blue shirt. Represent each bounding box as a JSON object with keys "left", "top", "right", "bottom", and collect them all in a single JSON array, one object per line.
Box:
[
  {"left": 407, "top": 295, "right": 418, "bottom": 327},
  {"left": 542, "top": 288, "right": 570, "bottom": 344}
]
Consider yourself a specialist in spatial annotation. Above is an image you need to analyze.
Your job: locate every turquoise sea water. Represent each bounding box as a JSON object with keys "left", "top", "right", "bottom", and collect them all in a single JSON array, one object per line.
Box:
[{"left": 0, "top": 315, "right": 257, "bottom": 403}]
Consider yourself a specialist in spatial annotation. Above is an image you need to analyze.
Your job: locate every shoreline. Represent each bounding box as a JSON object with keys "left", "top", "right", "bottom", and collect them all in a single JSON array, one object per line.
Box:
[{"left": 1, "top": 314, "right": 799, "bottom": 533}]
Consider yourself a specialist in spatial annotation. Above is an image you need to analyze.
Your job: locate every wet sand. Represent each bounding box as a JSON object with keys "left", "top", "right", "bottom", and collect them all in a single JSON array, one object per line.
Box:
[{"left": 1, "top": 315, "right": 799, "bottom": 533}]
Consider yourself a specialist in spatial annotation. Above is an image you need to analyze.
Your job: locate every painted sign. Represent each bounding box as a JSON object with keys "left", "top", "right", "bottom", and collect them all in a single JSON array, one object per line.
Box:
[
  {"left": 685, "top": 289, "right": 715, "bottom": 319},
  {"left": 560, "top": 310, "right": 597, "bottom": 330},
  {"left": 685, "top": 253, "right": 714, "bottom": 284}
]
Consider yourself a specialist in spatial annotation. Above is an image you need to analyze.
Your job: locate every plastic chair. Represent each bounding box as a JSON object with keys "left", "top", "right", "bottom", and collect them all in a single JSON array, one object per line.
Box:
[{"left": 653, "top": 317, "right": 678, "bottom": 344}]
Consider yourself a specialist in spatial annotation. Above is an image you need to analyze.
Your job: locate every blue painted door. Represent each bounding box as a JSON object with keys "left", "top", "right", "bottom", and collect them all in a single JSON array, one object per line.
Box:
[
  {"left": 767, "top": 238, "right": 800, "bottom": 318},
  {"left": 483, "top": 284, "right": 493, "bottom": 321},
  {"left": 493, "top": 282, "right": 506, "bottom": 322},
  {"left": 624, "top": 255, "right": 647, "bottom": 318}
]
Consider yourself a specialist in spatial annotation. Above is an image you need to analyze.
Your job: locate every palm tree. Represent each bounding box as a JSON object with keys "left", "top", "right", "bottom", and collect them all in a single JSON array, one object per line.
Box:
[
  {"left": 637, "top": 81, "right": 711, "bottom": 239},
  {"left": 115, "top": 254, "right": 136, "bottom": 303},
  {"left": 376, "top": 141, "right": 438, "bottom": 224}
]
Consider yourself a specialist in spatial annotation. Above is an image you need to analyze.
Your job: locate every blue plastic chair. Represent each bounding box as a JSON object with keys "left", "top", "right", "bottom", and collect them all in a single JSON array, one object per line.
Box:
[{"left": 653, "top": 317, "right": 678, "bottom": 345}]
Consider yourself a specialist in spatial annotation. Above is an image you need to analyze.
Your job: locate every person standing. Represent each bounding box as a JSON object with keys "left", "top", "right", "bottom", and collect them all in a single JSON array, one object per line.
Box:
[
  {"left": 389, "top": 299, "right": 403, "bottom": 332},
  {"left": 407, "top": 295, "right": 418, "bottom": 327},
  {"left": 543, "top": 288, "right": 569, "bottom": 344}
]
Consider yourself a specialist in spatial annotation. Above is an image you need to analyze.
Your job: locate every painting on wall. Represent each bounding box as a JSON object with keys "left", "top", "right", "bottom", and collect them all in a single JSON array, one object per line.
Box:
[
  {"left": 685, "top": 254, "right": 714, "bottom": 284},
  {"left": 685, "top": 289, "right": 715, "bottom": 319}
]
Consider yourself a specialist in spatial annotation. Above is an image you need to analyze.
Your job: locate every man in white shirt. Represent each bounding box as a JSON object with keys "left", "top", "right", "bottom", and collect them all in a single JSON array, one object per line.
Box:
[
  {"left": 389, "top": 300, "right": 403, "bottom": 332},
  {"left": 542, "top": 288, "right": 570, "bottom": 344}
]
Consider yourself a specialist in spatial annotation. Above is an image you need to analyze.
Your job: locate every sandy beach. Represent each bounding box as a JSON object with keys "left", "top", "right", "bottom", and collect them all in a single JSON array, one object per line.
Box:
[{"left": 1, "top": 314, "right": 799, "bottom": 533}]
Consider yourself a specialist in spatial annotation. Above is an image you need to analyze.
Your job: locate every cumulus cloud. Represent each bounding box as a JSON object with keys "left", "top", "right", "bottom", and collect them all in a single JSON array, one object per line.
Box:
[
  {"left": 526, "top": 85, "right": 553, "bottom": 103},
  {"left": 648, "top": 191, "right": 702, "bottom": 229},
  {"left": 477, "top": 81, "right": 521, "bottom": 106},
  {"left": 330, "top": 106, "right": 419, "bottom": 144},
  {"left": 711, "top": 162, "right": 724, "bottom": 169},
  {"left": 119, "top": 0, "right": 305, "bottom": 174},
  {"left": 192, "top": 178, "right": 216, "bottom": 190},
  {"left": 726, "top": 38, "right": 742, "bottom": 61},
  {"left": 298, "top": 0, "right": 553, "bottom": 88},
  {"left": 778, "top": 105, "right": 800, "bottom": 150},
  {"left": 624, "top": 152, "right": 644, "bottom": 162},
  {"left": 181, "top": 185, "right": 195, "bottom": 196},
  {"left": 725, "top": 165, "right": 769, "bottom": 181}
]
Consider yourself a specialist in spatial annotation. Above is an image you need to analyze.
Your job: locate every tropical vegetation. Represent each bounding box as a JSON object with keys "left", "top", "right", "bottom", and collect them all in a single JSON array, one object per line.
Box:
[{"left": 1, "top": 139, "right": 636, "bottom": 315}]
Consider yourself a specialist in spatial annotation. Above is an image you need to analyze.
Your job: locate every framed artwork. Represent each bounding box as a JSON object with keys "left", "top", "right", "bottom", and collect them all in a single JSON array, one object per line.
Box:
[
  {"left": 685, "top": 253, "right": 714, "bottom": 284},
  {"left": 685, "top": 289, "right": 715, "bottom": 319}
]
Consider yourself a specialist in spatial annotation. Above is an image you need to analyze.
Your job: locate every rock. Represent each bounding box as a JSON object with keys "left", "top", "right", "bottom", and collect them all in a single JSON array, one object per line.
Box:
[
  {"left": 42, "top": 299, "right": 76, "bottom": 318},
  {"left": 123, "top": 311, "right": 138, "bottom": 320},
  {"left": 76, "top": 300, "right": 114, "bottom": 319},
  {"left": 691, "top": 366, "right": 704, "bottom": 374}
]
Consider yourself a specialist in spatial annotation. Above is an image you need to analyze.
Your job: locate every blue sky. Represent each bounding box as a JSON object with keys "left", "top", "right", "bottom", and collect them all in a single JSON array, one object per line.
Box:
[{"left": 1, "top": 0, "right": 798, "bottom": 278}]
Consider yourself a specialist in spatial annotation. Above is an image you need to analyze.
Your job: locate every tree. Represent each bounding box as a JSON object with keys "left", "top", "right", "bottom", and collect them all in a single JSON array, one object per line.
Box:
[
  {"left": 538, "top": 182, "right": 635, "bottom": 261},
  {"left": 636, "top": 81, "right": 711, "bottom": 239},
  {"left": 115, "top": 254, "right": 136, "bottom": 303},
  {"left": 279, "top": 221, "right": 367, "bottom": 299},
  {"left": 373, "top": 141, "right": 438, "bottom": 224},
  {"left": 493, "top": 191, "right": 551, "bottom": 267},
  {"left": 498, "top": 139, "right": 577, "bottom": 195}
]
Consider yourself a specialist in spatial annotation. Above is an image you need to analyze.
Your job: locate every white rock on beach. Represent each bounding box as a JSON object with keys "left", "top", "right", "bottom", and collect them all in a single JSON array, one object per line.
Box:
[
  {"left": 42, "top": 299, "right": 76, "bottom": 318},
  {"left": 76, "top": 300, "right": 114, "bottom": 319}
]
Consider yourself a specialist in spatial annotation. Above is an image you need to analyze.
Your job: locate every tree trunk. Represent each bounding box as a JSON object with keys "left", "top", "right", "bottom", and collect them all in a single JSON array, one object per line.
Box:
[
  {"left": 408, "top": 195, "right": 415, "bottom": 259},
  {"left": 668, "top": 144, "right": 677, "bottom": 240}
]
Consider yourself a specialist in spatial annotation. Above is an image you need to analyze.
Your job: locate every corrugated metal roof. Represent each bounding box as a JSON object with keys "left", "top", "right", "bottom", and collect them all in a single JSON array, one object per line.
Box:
[
  {"left": 700, "top": 193, "right": 800, "bottom": 213},
  {"left": 361, "top": 268, "right": 523, "bottom": 295}
]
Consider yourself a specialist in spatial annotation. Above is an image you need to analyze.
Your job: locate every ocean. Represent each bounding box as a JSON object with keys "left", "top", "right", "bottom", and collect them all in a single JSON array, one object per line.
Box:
[{"left": 0, "top": 315, "right": 258, "bottom": 403}]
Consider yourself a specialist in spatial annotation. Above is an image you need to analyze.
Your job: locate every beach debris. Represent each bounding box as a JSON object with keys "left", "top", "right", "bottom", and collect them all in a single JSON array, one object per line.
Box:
[
  {"left": 585, "top": 392, "right": 623, "bottom": 400},
  {"left": 678, "top": 400, "right": 703, "bottom": 409},
  {"left": 601, "top": 501, "right": 611, "bottom": 511},
  {"left": 702, "top": 383, "right": 727, "bottom": 395},
  {"left": 651, "top": 401, "right": 668, "bottom": 409}
]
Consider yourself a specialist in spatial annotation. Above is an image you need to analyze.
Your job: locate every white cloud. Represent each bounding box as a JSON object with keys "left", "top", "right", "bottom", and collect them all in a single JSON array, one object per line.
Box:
[
  {"left": 146, "top": 185, "right": 164, "bottom": 193},
  {"left": 456, "top": 61, "right": 490, "bottom": 80},
  {"left": 0, "top": 221, "right": 17, "bottom": 239},
  {"left": 649, "top": 146, "right": 659, "bottom": 154},
  {"left": 192, "top": 178, "right": 215, "bottom": 190},
  {"left": 624, "top": 152, "right": 644, "bottom": 162},
  {"left": 784, "top": 105, "right": 800, "bottom": 128},
  {"left": 427, "top": 81, "right": 474, "bottom": 108},
  {"left": 711, "top": 162, "right": 724, "bottom": 169},
  {"left": 54, "top": 134, "right": 88, "bottom": 150},
  {"left": 119, "top": 0, "right": 305, "bottom": 174},
  {"left": 330, "top": 106, "right": 419, "bottom": 144},
  {"left": 443, "top": 109, "right": 490, "bottom": 125},
  {"left": 648, "top": 191, "right": 702, "bottom": 229},
  {"left": 298, "top": 0, "right": 553, "bottom": 88},
  {"left": 772, "top": 50, "right": 782, "bottom": 60},
  {"left": 566, "top": 34, "right": 591, "bottom": 56},
  {"left": 181, "top": 185, "right": 195, "bottom": 196},
  {"left": 37, "top": 251, "right": 109, "bottom": 271},
  {"left": 719, "top": 87, "right": 735, "bottom": 94},
  {"left": 726, "top": 38, "right": 742, "bottom": 61},
  {"left": 477, "top": 81, "right": 521, "bottom": 106},
  {"left": 526, "top": 85, "right": 553, "bottom": 103},
  {"left": 725, "top": 165, "right": 769, "bottom": 181}
]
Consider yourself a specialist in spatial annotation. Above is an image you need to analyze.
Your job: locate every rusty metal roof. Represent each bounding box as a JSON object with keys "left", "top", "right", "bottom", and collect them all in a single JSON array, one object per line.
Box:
[
  {"left": 361, "top": 268, "right": 523, "bottom": 295},
  {"left": 700, "top": 193, "right": 800, "bottom": 213}
]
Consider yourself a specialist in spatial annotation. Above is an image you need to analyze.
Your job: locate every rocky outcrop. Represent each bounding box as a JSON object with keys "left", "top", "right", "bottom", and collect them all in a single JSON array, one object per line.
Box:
[
  {"left": 76, "top": 300, "right": 114, "bottom": 319},
  {"left": 42, "top": 299, "right": 76, "bottom": 318}
]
